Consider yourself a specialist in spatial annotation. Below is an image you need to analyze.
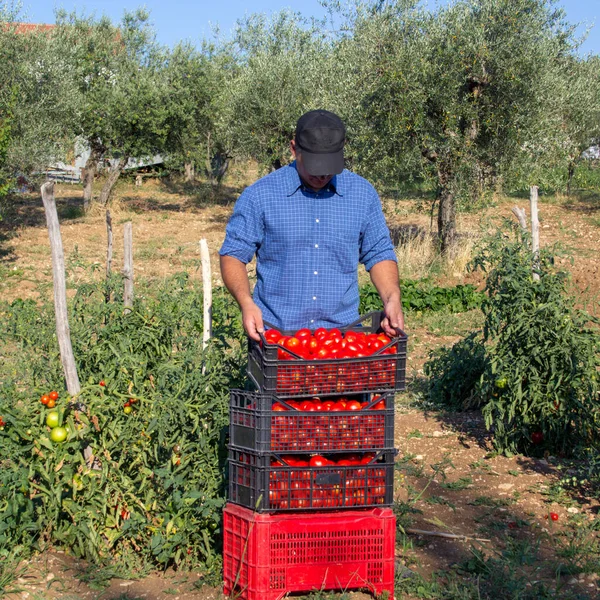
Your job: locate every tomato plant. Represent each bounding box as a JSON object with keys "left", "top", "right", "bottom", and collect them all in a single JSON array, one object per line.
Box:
[{"left": 0, "top": 273, "right": 246, "bottom": 574}]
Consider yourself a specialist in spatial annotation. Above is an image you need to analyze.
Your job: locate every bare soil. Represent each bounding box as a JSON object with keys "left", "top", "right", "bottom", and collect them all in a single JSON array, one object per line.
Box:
[{"left": 1, "top": 176, "right": 599, "bottom": 599}]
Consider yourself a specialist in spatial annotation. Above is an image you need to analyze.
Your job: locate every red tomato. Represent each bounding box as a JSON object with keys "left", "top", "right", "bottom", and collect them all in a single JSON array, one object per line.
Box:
[
  {"left": 322, "top": 401, "right": 335, "bottom": 411},
  {"left": 531, "top": 431, "right": 544, "bottom": 445},
  {"left": 345, "top": 332, "right": 358, "bottom": 343},
  {"left": 265, "top": 329, "right": 282, "bottom": 343},
  {"left": 346, "top": 343, "right": 360, "bottom": 355},
  {"left": 309, "top": 455, "right": 327, "bottom": 467},
  {"left": 295, "top": 328, "right": 311, "bottom": 340},
  {"left": 300, "top": 401, "right": 316, "bottom": 411},
  {"left": 314, "top": 327, "right": 328, "bottom": 340},
  {"left": 40, "top": 395, "right": 50, "bottom": 405},
  {"left": 346, "top": 401, "right": 362, "bottom": 411},
  {"left": 285, "top": 337, "right": 301, "bottom": 351},
  {"left": 272, "top": 403, "right": 287, "bottom": 411},
  {"left": 332, "top": 401, "right": 347, "bottom": 411},
  {"left": 550, "top": 512, "right": 559, "bottom": 521},
  {"left": 315, "top": 347, "right": 330, "bottom": 360},
  {"left": 49, "top": 391, "right": 59, "bottom": 401}
]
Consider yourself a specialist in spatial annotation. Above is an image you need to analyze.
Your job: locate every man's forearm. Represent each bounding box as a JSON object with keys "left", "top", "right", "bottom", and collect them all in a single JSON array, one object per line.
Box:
[
  {"left": 369, "top": 259, "right": 404, "bottom": 333},
  {"left": 370, "top": 260, "right": 401, "bottom": 304},
  {"left": 219, "top": 255, "right": 254, "bottom": 309}
]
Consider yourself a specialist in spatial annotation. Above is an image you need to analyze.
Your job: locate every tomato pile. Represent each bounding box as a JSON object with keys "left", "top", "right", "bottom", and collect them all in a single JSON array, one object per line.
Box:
[
  {"left": 259, "top": 328, "right": 400, "bottom": 396},
  {"left": 266, "top": 453, "right": 388, "bottom": 509},
  {"left": 231, "top": 448, "right": 391, "bottom": 510},
  {"left": 265, "top": 328, "right": 397, "bottom": 360},
  {"left": 247, "top": 395, "right": 389, "bottom": 452},
  {"left": 270, "top": 396, "right": 385, "bottom": 412}
]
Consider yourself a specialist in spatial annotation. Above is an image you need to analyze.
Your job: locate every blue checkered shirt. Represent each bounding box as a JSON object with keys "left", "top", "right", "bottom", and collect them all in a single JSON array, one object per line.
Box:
[{"left": 219, "top": 162, "right": 397, "bottom": 331}]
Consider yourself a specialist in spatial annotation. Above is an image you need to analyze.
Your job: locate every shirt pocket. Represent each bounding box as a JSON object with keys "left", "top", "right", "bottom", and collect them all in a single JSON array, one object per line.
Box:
[{"left": 323, "top": 230, "right": 360, "bottom": 274}]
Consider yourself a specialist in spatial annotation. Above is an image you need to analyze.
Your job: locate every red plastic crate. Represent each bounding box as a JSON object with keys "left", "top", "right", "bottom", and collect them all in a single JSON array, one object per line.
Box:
[
  {"left": 247, "top": 312, "right": 407, "bottom": 399},
  {"left": 229, "top": 390, "right": 395, "bottom": 454},
  {"left": 223, "top": 503, "right": 395, "bottom": 600}
]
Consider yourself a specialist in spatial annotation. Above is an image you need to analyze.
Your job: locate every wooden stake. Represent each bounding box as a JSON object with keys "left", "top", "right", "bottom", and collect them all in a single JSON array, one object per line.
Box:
[
  {"left": 106, "top": 210, "right": 113, "bottom": 277},
  {"left": 40, "top": 182, "right": 81, "bottom": 396},
  {"left": 123, "top": 221, "right": 134, "bottom": 312},
  {"left": 105, "top": 210, "right": 113, "bottom": 303},
  {"left": 530, "top": 185, "right": 540, "bottom": 281},
  {"left": 199, "top": 239, "right": 212, "bottom": 349}
]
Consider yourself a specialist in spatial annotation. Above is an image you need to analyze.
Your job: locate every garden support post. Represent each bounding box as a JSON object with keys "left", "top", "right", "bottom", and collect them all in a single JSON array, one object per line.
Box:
[
  {"left": 200, "top": 239, "right": 212, "bottom": 349},
  {"left": 40, "top": 181, "right": 81, "bottom": 396},
  {"left": 530, "top": 186, "right": 540, "bottom": 281},
  {"left": 123, "top": 221, "right": 134, "bottom": 313},
  {"left": 105, "top": 210, "right": 113, "bottom": 303}
]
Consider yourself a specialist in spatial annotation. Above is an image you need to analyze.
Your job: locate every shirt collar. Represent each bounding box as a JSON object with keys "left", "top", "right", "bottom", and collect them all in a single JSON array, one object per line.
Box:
[{"left": 286, "top": 161, "right": 344, "bottom": 197}]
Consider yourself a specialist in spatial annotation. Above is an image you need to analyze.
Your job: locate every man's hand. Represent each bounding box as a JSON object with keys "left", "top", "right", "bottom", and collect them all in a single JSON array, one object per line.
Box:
[
  {"left": 380, "top": 297, "right": 405, "bottom": 338},
  {"left": 242, "top": 301, "right": 265, "bottom": 342},
  {"left": 220, "top": 255, "right": 265, "bottom": 341}
]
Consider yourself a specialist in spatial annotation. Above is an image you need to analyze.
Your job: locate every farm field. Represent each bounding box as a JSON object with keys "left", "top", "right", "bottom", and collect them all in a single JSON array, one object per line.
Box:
[{"left": 0, "top": 175, "right": 599, "bottom": 600}]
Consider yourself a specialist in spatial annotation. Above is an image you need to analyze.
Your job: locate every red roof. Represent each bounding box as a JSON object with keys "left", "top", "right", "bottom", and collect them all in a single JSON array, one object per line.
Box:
[{"left": 10, "top": 23, "right": 56, "bottom": 35}]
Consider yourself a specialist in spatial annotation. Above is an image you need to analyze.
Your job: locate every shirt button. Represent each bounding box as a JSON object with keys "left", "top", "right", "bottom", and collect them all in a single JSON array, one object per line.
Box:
[
  {"left": 314, "top": 271, "right": 318, "bottom": 275},
  {"left": 315, "top": 244, "right": 319, "bottom": 248},
  {"left": 313, "top": 296, "right": 317, "bottom": 300},
  {"left": 316, "top": 219, "right": 319, "bottom": 223},
  {"left": 310, "top": 319, "right": 314, "bottom": 323}
]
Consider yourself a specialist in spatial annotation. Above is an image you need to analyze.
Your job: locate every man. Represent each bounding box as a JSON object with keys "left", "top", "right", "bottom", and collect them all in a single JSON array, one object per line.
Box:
[{"left": 219, "top": 109, "right": 403, "bottom": 341}]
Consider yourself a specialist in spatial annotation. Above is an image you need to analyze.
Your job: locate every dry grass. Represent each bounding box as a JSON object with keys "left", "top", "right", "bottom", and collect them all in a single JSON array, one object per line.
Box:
[{"left": 395, "top": 231, "right": 476, "bottom": 281}]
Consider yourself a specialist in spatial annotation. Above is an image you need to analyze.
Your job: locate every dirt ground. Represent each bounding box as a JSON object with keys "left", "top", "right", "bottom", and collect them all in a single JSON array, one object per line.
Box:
[{"left": 1, "top": 176, "right": 599, "bottom": 600}]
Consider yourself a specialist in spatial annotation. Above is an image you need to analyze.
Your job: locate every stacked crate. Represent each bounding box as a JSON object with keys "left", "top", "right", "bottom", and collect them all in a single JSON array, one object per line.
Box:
[{"left": 224, "top": 312, "right": 407, "bottom": 600}]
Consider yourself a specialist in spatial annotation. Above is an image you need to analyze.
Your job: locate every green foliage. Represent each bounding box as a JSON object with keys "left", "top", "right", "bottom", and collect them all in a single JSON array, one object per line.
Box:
[
  {"left": 0, "top": 273, "right": 245, "bottom": 571},
  {"left": 219, "top": 10, "right": 330, "bottom": 171},
  {"left": 422, "top": 225, "right": 600, "bottom": 457},
  {"left": 473, "top": 227, "right": 600, "bottom": 456},
  {"left": 424, "top": 333, "right": 488, "bottom": 410},
  {"left": 360, "top": 280, "right": 484, "bottom": 314}
]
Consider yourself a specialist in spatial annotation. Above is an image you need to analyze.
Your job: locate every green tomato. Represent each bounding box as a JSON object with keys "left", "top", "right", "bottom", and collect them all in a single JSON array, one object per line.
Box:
[
  {"left": 50, "top": 426, "right": 68, "bottom": 443},
  {"left": 124, "top": 405, "right": 133, "bottom": 415},
  {"left": 46, "top": 410, "right": 60, "bottom": 429},
  {"left": 495, "top": 377, "right": 508, "bottom": 390}
]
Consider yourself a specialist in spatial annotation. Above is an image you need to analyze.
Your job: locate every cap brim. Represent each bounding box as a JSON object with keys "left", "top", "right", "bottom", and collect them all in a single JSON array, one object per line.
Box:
[{"left": 301, "top": 149, "right": 344, "bottom": 176}]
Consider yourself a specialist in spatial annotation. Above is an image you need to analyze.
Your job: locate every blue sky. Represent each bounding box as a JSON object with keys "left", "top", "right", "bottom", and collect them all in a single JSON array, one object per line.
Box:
[{"left": 17, "top": 0, "right": 600, "bottom": 55}]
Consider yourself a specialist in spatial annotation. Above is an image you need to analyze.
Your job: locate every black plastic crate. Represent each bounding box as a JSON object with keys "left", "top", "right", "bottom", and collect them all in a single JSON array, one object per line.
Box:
[
  {"left": 247, "top": 311, "right": 407, "bottom": 399},
  {"left": 228, "top": 448, "right": 396, "bottom": 513},
  {"left": 229, "top": 389, "right": 395, "bottom": 454}
]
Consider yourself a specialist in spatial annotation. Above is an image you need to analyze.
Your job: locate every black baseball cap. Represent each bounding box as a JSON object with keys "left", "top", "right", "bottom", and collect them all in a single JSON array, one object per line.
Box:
[{"left": 294, "top": 110, "right": 346, "bottom": 176}]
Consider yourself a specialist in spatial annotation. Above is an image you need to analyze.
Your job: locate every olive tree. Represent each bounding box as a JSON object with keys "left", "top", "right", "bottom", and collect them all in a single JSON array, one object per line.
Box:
[
  {"left": 219, "top": 10, "right": 332, "bottom": 171},
  {"left": 53, "top": 9, "right": 176, "bottom": 207},
  {"left": 0, "top": 2, "right": 78, "bottom": 199},
  {"left": 334, "top": 0, "right": 579, "bottom": 253},
  {"left": 163, "top": 41, "right": 233, "bottom": 184}
]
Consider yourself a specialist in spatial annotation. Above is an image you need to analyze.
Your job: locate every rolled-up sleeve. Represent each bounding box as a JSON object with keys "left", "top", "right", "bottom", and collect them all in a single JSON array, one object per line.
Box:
[
  {"left": 219, "top": 187, "right": 264, "bottom": 264},
  {"left": 359, "top": 189, "right": 397, "bottom": 271}
]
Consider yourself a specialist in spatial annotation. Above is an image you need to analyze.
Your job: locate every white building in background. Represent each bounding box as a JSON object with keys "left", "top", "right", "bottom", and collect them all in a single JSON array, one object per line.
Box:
[
  {"left": 46, "top": 139, "right": 164, "bottom": 183},
  {"left": 582, "top": 145, "right": 600, "bottom": 160}
]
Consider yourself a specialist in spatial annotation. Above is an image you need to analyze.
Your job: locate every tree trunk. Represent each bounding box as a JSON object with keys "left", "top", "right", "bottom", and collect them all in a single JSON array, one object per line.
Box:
[
  {"left": 436, "top": 165, "right": 457, "bottom": 255},
  {"left": 566, "top": 160, "right": 575, "bottom": 198},
  {"left": 184, "top": 162, "right": 195, "bottom": 182},
  {"left": 82, "top": 144, "right": 103, "bottom": 211},
  {"left": 99, "top": 156, "right": 128, "bottom": 206}
]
